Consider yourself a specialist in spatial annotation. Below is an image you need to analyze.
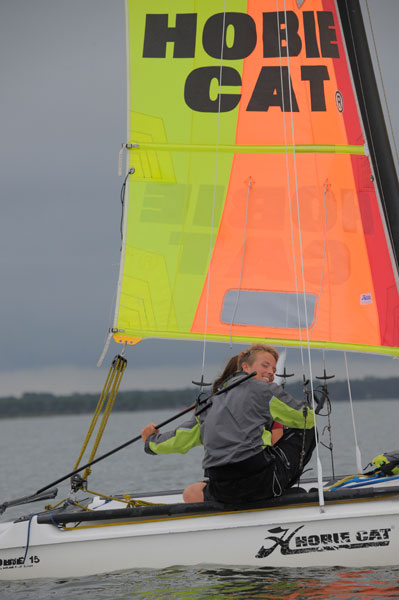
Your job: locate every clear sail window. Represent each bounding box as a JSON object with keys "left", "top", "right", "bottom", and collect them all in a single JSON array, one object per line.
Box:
[{"left": 221, "top": 290, "right": 317, "bottom": 329}]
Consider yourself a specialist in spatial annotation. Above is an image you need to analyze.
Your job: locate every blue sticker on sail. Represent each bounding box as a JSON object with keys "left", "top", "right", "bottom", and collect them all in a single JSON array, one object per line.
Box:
[{"left": 360, "top": 293, "right": 372, "bottom": 305}]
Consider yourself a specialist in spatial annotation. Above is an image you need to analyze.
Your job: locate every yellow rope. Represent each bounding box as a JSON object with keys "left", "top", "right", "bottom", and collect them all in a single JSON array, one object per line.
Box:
[
  {"left": 324, "top": 474, "right": 366, "bottom": 491},
  {"left": 45, "top": 498, "right": 67, "bottom": 510},
  {"left": 82, "top": 358, "right": 126, "bottom": 480},
  {"left": 72, "top": 362, "right": 114, "bottom": 471},
  {"left": 45, "top": 491, "right": 161, "bottom": 512},
  {"left": 72, "top": 355, "right": 127, "bottom": 482},
  {"left": 85, "top": 489, "right": 162, "bottom": 508}
]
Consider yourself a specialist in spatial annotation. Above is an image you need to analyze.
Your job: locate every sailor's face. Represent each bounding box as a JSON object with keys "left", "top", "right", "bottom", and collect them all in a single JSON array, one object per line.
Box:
[{"left": 242, "top": 351, "right": 277, "bottom": 383}]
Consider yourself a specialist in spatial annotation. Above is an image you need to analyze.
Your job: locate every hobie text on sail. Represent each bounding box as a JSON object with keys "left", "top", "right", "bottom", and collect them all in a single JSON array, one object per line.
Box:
[{"left": 143, "top": 11, "right": 339, "bottom": 113}]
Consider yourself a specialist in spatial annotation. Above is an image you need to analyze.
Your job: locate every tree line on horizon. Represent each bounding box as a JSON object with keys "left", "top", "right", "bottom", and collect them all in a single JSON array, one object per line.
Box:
[{"left": 0, "top": 376, "right": 398, "bottom": 419}]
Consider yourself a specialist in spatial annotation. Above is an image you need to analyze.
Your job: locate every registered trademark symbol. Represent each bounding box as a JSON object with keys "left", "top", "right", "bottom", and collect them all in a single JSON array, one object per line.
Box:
[{"left": 335, "top": 91, "right": 344, "bottom": 113}]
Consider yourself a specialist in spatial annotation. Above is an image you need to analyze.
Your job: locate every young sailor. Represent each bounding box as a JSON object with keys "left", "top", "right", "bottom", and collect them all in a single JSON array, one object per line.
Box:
[{"left": 141, "top": 344, "right": 315, "bottom": 504}]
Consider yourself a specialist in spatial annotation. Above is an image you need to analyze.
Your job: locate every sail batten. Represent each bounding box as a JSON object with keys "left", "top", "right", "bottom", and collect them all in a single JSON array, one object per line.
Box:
[
  {"left": 126, "top": 143, "right": 365, "bottom": 154},
  {"left": 114, "top": 0, "right": 399, "bottom": 357}
]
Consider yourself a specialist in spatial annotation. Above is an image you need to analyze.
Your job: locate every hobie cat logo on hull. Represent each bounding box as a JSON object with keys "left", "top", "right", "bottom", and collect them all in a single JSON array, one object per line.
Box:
[
  {"left": 0, "top": 555, "right": 40, "bottom": 569},
  {"left": 256, "top": 525, "right": 391, "bottom": 558}
]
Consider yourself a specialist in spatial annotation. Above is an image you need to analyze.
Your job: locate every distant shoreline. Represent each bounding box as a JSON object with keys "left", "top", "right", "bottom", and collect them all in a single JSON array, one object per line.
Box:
[{"left": 0, "top": 376, "right": 398, "bottom": 418}]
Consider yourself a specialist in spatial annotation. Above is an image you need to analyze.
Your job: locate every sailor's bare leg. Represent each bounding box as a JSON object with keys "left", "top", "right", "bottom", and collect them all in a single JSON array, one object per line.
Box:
[{"left": 183, "top": 481, "right": 206, "bottom": 503}]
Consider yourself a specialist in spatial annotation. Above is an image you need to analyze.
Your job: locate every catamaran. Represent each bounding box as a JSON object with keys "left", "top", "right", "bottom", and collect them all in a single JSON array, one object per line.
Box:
[{"left": 1, "top": 0, "right": 399, "bottom": 580}]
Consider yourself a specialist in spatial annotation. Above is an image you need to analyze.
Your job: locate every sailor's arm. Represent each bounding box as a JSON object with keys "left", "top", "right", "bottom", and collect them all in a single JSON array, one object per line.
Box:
[
  {"left": 267, "top": 383, "right": 315, "bottom": 429},
  {"left": 141, "top": 414, "right": 202, "bottom": 455}
]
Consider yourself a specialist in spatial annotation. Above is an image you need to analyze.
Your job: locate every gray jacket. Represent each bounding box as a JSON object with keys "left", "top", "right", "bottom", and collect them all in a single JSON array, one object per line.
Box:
[{"left": 145, "top": 373, "right": 314, "bottom": 468}]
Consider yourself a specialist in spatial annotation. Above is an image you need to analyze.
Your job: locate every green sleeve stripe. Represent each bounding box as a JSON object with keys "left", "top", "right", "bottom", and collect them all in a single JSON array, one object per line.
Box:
[
  {"left": 270, "top": 396, "right": 315, "bottom": 429},
  {"left": 149, "top": 422, "right": 202, "bottom": 455},
  {"left": 262, "top": 428, "right": 272, "bottom": 448}
]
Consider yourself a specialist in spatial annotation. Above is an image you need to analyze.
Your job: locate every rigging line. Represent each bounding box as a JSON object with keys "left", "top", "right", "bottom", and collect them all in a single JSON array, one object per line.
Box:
[
  {"left": 276, "top": 1, "right": 304, "bottom": 364},
  {"left": 275, "top": 1, "right": 298, "bottom": 371},
  {"left": 98, "top": 168, "right": 133, "bottom": 368},
  {"left": 119, "top": 171, "right": 129, "bottom": 247},
  {"left": 344, "top": 351, "right": 363, "bottom": 473},
  {"left": 322, "top": 348, "right": 327, "bottom": 372},
  {"left": 228, "top": 178, "right": 252, "bottom": 342},
  {"left": 365, "top": 0, "right": 399, "bottom": 169},
  {"left": 200, "top": 0, "right": 227, "bottom": 383},
  {"left": 282, "top": 1, "right": 309, "bottom": 370},
  {"left": 279, "top": 180, "right": 328, "bottom": 379},
  {"left": 276, "top": 1, "right": 294, "bottom": 367},
  {"left": 311, "top": 182, "right": 329, "bottom": 330},
  {"left": 283, "top": 0, "right": 324, "bottom": 509},
  {"left": 283, "top": 0, "right": 317, "bottom": 375}
]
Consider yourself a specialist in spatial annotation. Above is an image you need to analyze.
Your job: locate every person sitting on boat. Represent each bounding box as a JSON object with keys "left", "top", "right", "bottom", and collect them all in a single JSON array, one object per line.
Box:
[{"left": 141, "top": 344, "right": 315, "bottom": 505}]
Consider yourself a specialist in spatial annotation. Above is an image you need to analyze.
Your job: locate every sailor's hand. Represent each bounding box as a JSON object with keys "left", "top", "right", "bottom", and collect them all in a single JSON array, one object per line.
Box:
[{"left": 141, "top": 423, "right": 159, "bottom": 442}]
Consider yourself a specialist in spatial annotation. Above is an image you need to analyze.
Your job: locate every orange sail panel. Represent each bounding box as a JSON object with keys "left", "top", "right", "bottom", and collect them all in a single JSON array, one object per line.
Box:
[{"left": 114, "top": 0, "right": 399, "bottom": 356}]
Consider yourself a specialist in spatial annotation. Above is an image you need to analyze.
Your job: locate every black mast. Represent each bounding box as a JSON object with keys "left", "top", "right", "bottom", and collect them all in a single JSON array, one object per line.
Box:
[{"left": 337, "top": 0, "right": 399, "bottom": 272}]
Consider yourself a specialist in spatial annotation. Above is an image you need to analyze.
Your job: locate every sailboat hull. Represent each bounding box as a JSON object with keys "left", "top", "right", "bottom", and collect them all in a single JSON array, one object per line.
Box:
[{"left": 1, "top": 487, "right": 398, "bottom": 580}]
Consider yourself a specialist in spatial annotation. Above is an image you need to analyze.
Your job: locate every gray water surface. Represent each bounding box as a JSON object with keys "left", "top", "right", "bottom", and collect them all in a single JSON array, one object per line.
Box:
[{"left": 1, "top": 401, "right": 398, "bottom": 599}]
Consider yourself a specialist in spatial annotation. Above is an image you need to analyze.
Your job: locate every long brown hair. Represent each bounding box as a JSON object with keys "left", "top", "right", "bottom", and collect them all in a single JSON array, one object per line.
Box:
[{"left": 212, "top": 344, "right": 279, "bottom": 392}]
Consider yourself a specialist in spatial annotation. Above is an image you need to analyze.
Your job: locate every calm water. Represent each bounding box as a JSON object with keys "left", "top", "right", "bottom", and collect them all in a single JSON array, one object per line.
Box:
[{"left": 1, "top": 400, "right": 398, "bottom": 599}]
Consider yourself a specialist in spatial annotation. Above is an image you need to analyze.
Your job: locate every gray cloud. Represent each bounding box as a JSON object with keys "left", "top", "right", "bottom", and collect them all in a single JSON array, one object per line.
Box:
[{"left": 1, "top": 1, "right": 399, "bottom": 394}]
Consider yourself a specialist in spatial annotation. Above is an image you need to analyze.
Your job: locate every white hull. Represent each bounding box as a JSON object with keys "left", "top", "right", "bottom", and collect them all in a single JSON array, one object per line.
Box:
[{"left": 1, "top": 484, "right": 398, "bottom": 580}]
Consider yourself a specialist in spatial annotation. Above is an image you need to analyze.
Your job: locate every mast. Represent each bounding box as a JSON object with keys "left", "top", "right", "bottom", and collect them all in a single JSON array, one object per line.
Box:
[{"left": 337, "top": 0, "right": 399, "bottom": 273}]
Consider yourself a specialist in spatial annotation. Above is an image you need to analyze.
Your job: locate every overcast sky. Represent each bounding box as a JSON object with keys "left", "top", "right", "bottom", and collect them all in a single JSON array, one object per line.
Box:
[{"left": 1, "top": 1, "right": 398, "bottom": 397}]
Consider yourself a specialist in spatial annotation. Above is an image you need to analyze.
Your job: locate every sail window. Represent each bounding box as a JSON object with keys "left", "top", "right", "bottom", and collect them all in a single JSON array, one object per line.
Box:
[{"left": 221, "top": 290, "right": 317, "bottom": 329}]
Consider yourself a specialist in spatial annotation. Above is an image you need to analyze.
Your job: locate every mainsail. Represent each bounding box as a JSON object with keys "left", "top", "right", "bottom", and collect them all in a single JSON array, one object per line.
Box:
[{"left": 113, "top": 0, "right": 399, "bottom": 356}]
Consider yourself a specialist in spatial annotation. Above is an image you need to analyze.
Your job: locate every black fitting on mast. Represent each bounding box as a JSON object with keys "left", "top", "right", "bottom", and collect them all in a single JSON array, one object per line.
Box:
[
  {"left": 315, "top": 368, "right": 335, "bottom": 478},
  {"left": 192, "top": 374, "right": 212, "bottom": 388},
  {"left": 275, "top": 366, "right": 294, "bottom": 389},
  {"left": 314, "top": 369, "right": 335, "bottom": 415}
]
